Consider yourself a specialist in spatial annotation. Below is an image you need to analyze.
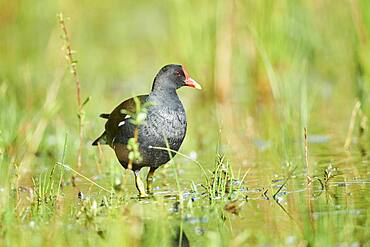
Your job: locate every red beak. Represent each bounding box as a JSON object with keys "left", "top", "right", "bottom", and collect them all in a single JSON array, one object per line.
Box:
[{"left": 182, "top": 66, "right": 202, "bottom": 90}]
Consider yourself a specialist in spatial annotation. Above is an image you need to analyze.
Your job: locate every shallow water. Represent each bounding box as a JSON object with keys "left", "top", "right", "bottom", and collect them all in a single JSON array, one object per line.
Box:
[
  {"left": 10, "top": 121, "right": 368, "bottom": 246},
  {"left": 128, "top": 135, "right": 369, "bottom": 245}
]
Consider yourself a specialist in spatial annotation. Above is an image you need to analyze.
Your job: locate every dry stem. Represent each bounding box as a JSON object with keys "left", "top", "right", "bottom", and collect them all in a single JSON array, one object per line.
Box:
[
  {"left": 304, "top": 127, "right": 315, "bottom": 235},
  {"left": 344, "top": 101, "right": 361, "bottom": 150},
  {"left": 58, "top": 13, "right": 84, "bottom": 169},
  {"left": 304, "top": 127, "right": 311, "bottom": 183}
]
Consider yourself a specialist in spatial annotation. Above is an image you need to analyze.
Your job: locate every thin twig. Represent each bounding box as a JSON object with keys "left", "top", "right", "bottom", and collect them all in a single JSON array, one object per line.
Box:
[
  {"left": 149, "top": 146, "right": 209, "bottom": 185},
  {"left": 58, "top": 13, "right": 84, "bottom": 169},
  {"left": 56, "top": 162, "right": 111, "bottom": 193},
  {"left": 272, "top": 166, "right": 297, "bottom": 200},
  {"left": 57, "top": 134, "right": 68, "bottom": 201},
  {"left": 162, "top": 134, "right": 182, "bottom": 202},
  {"left": 237, "top": 167, "right": 251, "bottom": 191}
]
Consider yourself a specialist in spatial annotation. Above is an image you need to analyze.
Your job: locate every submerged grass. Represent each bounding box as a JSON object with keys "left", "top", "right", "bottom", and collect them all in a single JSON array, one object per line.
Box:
[{"left": 0, "top": 0, "right": 369, "bottom": 246}]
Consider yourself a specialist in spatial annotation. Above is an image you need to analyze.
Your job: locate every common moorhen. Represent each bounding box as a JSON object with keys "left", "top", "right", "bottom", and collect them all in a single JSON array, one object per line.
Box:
[{"left": 93, "top": 64, "right": 201, "bottom": 197}]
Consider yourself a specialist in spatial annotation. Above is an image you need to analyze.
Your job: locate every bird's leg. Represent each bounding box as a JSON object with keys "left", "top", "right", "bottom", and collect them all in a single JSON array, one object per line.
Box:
[
  {"left": 146, "top": 167, "right": 158, "bottom": 194},
  {"left": 134, "top": 170, "right": 148, "bottom": 198}
]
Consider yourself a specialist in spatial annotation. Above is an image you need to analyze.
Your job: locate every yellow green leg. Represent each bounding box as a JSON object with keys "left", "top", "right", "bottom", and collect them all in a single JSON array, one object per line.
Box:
[
  {"left": 134, "top": 170, "right": 148, "bottom": 198},
  {"left": 146, "top": 167, "right": 158, "bottom": 194}
]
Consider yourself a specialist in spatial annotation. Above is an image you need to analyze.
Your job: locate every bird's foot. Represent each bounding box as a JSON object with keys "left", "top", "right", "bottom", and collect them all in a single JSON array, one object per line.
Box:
[
  {"left": 146, "top": 167, "right": 157, "bottom": 195},
  {"left": 146, "top": 184, "right": 153, "bottom": 195},
  {"left": 134, "top": 170, "right": 150, "bottom": 198},
  {"left": 138, "top": 191, "right": 150, "bottom": 198}
]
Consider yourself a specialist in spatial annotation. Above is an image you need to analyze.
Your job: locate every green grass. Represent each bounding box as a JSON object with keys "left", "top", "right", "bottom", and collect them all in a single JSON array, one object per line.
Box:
[{"left": 0, "top": 0, "right": 369, "bottom": 246}]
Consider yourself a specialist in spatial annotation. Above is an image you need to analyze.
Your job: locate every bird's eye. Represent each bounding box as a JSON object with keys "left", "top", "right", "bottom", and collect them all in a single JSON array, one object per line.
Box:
[{"left": 175, "top": 71, "right": 181, "bottom": 77}]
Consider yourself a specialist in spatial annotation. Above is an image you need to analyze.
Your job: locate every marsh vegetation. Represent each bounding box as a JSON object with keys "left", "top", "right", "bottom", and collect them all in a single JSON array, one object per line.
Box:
[{"left": 0, "top": 1, "right": 369, "bottom": 246}]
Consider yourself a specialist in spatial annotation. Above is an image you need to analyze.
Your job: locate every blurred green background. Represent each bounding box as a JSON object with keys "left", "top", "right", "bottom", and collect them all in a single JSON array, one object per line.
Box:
[
  {"left": 0, "top": 0, "right": 369, "bottom": 246},
  {"left": 1, "top": 0, "right": 369, "bottom": 167}
]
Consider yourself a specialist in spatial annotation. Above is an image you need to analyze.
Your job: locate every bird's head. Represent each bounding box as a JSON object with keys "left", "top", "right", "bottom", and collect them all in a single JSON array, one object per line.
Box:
[{"left": 152, "top": 64, "right": 202, "bottom": 91}]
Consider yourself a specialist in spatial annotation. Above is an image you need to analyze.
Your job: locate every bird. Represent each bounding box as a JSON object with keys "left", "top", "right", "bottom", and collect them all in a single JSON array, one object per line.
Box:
[{"left": 92, "top": 64, "right": 201, "bottom": 197}]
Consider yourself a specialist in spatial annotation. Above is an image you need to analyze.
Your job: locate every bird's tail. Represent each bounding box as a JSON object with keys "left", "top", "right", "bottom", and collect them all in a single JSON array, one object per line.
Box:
[{"left": 92, "top": 131, "right": 108, "bottom": 146}]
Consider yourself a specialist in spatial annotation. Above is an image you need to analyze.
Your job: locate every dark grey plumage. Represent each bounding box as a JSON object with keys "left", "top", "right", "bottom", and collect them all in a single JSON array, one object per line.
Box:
[
  {"left": 92, "top": 64, "right": 201, "bottom": 196},
  {"left": 114, "top": 87, "right": 187, "bottom": 169}
]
